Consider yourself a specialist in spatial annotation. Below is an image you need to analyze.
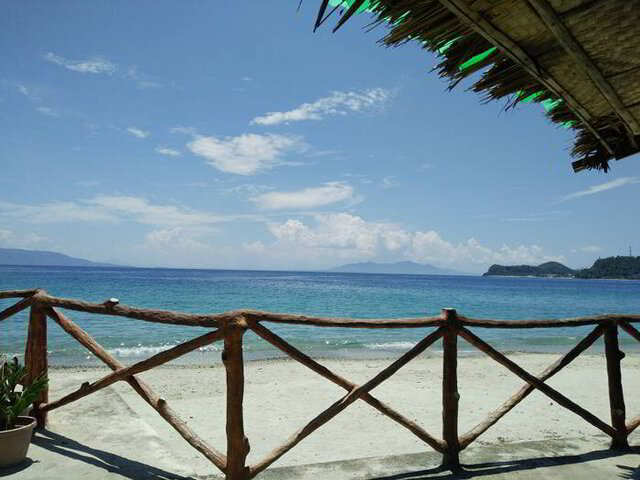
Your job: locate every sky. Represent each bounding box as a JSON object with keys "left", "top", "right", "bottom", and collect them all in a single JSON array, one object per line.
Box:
[{"left": 1, "top": 1, "right": 639, "bottom": 273}]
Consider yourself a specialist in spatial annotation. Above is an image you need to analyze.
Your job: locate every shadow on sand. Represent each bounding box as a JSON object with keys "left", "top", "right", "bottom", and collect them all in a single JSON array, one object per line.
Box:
[
  {"left": 370, "top": 447, "right": 639, "bottom": 480},
  {"left": 31, "top": 429, "right": 195, "bottom": 480}
]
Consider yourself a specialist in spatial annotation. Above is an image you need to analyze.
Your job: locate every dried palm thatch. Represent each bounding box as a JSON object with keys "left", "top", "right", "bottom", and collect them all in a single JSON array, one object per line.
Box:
[{"left": 312, "top": 0, "right": 640, "bottom": 172}]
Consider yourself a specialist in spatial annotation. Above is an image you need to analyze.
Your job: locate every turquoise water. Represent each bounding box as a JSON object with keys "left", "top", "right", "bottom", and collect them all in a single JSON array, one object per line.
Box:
[{"left": 1, "top": 266, "right": 639, "bottom": 365}]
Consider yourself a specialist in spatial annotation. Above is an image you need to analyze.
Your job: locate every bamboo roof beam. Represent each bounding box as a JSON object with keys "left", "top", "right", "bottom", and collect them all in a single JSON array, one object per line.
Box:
[
  {"left": 526, "top": 0, "right": 640, "bottom": 138},
  {"left": 434, "top": 0, "right": 615, "bottom": 156}
]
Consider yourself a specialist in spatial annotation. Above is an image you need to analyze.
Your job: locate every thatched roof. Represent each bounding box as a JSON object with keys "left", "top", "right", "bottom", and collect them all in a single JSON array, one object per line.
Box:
[{"left": 313, "top": 0, "right": 640, "bottom": 172}]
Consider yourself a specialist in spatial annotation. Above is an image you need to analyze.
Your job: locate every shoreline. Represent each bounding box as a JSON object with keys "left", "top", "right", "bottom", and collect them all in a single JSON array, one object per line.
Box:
[{"left": 44, "top": 348, "right": 640, "bottom": 371}]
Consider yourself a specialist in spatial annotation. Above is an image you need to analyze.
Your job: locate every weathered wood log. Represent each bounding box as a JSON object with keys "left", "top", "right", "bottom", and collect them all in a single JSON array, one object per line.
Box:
[
  {"left": 244, "top": 310, "right": 443, "bottom": 328},
  {"left": 44, "top": 307, "right": 227, "bottom": 472},
  {"left": 24, "top": 305, "right": 48, "bottom": 427},
  {"left": 224, "top": 321, "right": 250, "bottom": 480},
  {"left": 0, "top": 296, "right": 33, "bottom": 323},
  {"left": 0, "top": 289, "right": 39, "bottom": 299},
  {"left": 619, "top": 321, "right": 640, "bottom": 343},
  {"left": 460, "top": 314, "right": 640, "bottom": 329},
  {"left": 6, "top": 289, "right": 638, "bottom": 329},
  {"left": 604, "top": 322, "right": 629, "bottom": 450},
  {"left": 249, "top": 328, "right": 444, "bottom": 477},
  {"left": 34, "top": 292, "right": 234, "bottom": 327},
  {"left": 40, "top": 329, "right": 224, "bottom": 413},
  {"left": 441, "top": 309, "right": 460, "bottom": 469},
  {"left": 459, "top": 324, "right": 606, "bottom": 448},
  {"left": 457, "top": 326, "right": 618, "bottom": 438},
  {"left": 627, "top": 415, "right": 640, "bottom": 434},
  {"left": 249, "top": 320, "right": 445, "bottom": 452}
]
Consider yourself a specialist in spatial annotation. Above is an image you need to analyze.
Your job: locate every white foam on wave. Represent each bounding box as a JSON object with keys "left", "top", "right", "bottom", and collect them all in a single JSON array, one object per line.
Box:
[
  {"left": 109, "top": 343, "right": 221, "bottom": 357},
  {"left": 363, "top": 341, "right": 417, "bottom": 350}
]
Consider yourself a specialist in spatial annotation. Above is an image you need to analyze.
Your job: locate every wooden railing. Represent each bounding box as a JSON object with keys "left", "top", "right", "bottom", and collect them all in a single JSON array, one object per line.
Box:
[{"left": 1, "top": 288, "right": 639, "bottom": 479}]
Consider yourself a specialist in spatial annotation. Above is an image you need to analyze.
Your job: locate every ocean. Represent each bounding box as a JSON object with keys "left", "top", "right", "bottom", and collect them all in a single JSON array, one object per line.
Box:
[{"left": 1, "top": 265, "right": 639, "bottom": 365}]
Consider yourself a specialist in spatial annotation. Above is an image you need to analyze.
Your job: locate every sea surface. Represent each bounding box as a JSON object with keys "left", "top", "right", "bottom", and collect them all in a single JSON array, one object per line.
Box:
[{"left": 1, "top": 266, "right": 639, "bottom": 365}]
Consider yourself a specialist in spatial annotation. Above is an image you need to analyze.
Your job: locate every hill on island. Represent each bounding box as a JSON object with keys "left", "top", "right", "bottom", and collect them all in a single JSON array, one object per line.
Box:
[
  {"left": 483, "top": 261, "right": 573, "bottom": 277},
  {"left": 484, "top": 256, "right": 640, "bottom": 280},
  {"left": 574, "top": 256, "right": 640, "bottom": 279},
  {"left": 329, "top": 261, "right": 465, "bottom": 276},
  {"left": 0, "top": 248, "right": 118, "bottom": 267}
]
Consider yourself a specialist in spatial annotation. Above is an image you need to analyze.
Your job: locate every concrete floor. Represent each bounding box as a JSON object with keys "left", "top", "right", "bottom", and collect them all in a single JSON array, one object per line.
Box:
[{"left": 2, "top": 429, "right": 638, "bottom": 479}]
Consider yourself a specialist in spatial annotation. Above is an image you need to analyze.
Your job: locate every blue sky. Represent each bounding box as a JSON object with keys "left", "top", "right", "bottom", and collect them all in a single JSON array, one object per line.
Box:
[{"left": 1, "top": 1, "right": 639, "bottom": 273}]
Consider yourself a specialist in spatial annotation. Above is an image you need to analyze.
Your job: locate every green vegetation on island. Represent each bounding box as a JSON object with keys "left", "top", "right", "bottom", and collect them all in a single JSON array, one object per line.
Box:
[{"left": 484, "top": 256, "right": 640, "bottom": 280}]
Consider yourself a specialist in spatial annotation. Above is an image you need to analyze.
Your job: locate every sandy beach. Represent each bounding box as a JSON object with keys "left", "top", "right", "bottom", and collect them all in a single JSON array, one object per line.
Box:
[{"left": 7, "top": 352, "right": 639, "bottom": 479}]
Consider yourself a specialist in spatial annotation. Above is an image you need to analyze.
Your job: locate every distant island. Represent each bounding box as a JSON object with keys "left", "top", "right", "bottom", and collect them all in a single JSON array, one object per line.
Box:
[
  {"left": 483, "top": 261, "right": 573, "bottom": 277},
  {"left": 0, "top": 248, "right": 118, "bottom": 267},
  {"left": 329, "top": 261, "right": 466, "bottom": 276},
  {"left": 484, "top": 256, "right": 640, "bottom": 280}
]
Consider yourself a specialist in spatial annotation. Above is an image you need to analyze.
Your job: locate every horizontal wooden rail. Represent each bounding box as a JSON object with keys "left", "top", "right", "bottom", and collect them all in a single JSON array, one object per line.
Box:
[
  {"left": 459, "top": 314, "right": 640, "bottom": 328},
  {"left": 2, "top": 289, "right": 639, "bottom": 328},
  {"left": 32, "top": 292, "right": 235, "bottom": 327},
  {"left": 245, "top": 310, "right": 443, "bottom": 328},
  {"left": 0, "top": 288, "right": 40, "bottom": 299}
]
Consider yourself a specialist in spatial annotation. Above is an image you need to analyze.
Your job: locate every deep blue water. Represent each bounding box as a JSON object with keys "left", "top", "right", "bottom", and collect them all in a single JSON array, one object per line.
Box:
[{"left": 1, "top": 266, "right": 639, "bottom": 365}]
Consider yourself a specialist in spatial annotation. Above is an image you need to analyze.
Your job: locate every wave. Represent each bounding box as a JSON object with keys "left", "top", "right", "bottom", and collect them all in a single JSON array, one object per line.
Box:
[
  {"left": 363, "top": 341, "right": 417, "bottom": 350},
  {"left": 108, "top": 343, "right": 221, "bottom": 357}
]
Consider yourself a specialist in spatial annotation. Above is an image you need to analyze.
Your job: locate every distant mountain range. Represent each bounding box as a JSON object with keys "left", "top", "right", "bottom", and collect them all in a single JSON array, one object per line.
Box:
[
  {"left": 484, "top": 256, "right": 640, "bottom": 280},
  {"left": 0, "top": 248, "right": 118, "bottom": 267},
  {"left": 329, "top": 261, "right": 467, "bottom": 276}
]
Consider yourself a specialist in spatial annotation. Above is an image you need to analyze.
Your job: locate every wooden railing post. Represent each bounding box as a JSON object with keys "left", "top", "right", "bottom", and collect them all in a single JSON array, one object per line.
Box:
[
  {"left": 604, "top": 321, "right": 629, "bottom": 450},
  {"left": 441, "top": 308, "right": 460, "bottom": 470},
  {"left": 24, "top": 304, "right": 48, "bottom": 427},
  {"left": 223, "top": 317, "right": 250, "bottom": 479}
]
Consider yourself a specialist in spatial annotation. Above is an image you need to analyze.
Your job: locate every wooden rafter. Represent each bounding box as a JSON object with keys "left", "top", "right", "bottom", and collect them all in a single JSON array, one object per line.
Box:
[
  {"left": 435, "top": 0, "right": 615, "bottom": 156},
  {"left": 526, "top": 0, "right": 640, "bottom": 137}
]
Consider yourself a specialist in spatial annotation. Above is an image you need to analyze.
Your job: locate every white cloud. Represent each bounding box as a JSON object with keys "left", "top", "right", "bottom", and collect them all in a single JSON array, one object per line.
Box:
[
  {"left": 0, "top": 195, "right": 249, "bottom": 228},
  {"left": 127, "top": 127, "right": 150, "bottom": 139},
  {"left": 155, "top": 146, "right": 181, "bottom": 157},
  {"left": 572, "top": 245, "right": 602, "bottom": 254},
  {"left": 124, "top": 66, "right": 161, "bottom": 89},
  {"left": 0, "top": 229, "right": 49, "bottom": 249},
  {"left": 44, "top": 52, "right": 160, "bottom": 88},
  {"left": 169, "top": 126, "right": 198, "bottom": 135},
  {"left": 264, "top": 213, "right": 561, "bottom": 270},
  {"left": 187, "top": 133, "right": 304, "bottom": 175},
  {"left": 251, "top": 182, "right": 355, "bottom": 210},
  {"left": 556, "top": 177, "right": 638, "bottom": 203},
  {"left": 0, "top": 200, "right": 119, "bottom": 224},
  {"left": 36, "top": 106, "right": 61, "bottom": 117},
  {"left": 251, "top": 88, "right": 392, "bottom": 126},
  {"left": 380, "top": 176, "right": 401, "bottom": 189},
  {"left": 17, "top": 84, "right": 39, "bottom": 102},
  {"left": 44, "top": 52, "right": 116, "bottom": 75},
  {"left": 86, "top": 195, "right": 223, "bottom": 226}
]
